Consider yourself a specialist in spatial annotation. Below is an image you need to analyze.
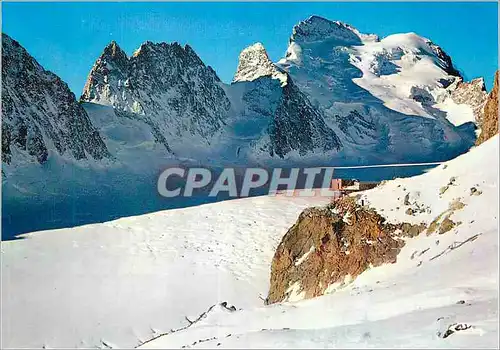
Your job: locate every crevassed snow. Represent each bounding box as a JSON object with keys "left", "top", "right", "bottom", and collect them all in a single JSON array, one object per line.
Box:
[
  {"left": 350, "top": 33, "right": 452, "bottom": 119},
  {"left": 139, "top": 136, "right": 498, "bottom": 349}
]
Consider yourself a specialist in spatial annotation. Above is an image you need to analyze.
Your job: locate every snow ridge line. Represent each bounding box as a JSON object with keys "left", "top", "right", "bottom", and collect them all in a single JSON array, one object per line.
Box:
[{"left": 328, "top": 161, "right": 443, "bottom": 170}]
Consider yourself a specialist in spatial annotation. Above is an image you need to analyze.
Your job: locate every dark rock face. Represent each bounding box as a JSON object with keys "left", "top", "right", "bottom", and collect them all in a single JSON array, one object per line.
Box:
[
  {"left": 81, "top": 41, "right": 231, "bottom": 151},
  {"left": 425, "top": 40, "right": 461, "bottom": 77},
  {"left": 1, "top": 34, "right": 109, "bottom": 164},
  {"left": 268, "top": 79, "right": 342, "bottom": 158},
  {"left": 476, "top": 71, "right": 499, "bottom": 145},
  {"left": 266, "top": 196, "right": 426, "bottom": 304}
]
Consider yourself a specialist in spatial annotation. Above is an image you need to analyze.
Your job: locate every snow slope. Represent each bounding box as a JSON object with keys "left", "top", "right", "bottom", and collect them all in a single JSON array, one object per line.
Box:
[
  {"left": 2, "top": 134, "right": 497, "bottom": 348},
  {"left": 140, "top": 136, "right": 499, "bottom": 349},
  {"left": 1, "top": 195, "right": 330, "bottom": 348},
  {"left": 350, "top": 32, "right": 458, "bottom": 118}
]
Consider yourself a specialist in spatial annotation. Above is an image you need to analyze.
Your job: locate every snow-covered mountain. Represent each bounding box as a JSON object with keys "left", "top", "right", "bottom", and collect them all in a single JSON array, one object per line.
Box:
[
  {"left": 2, "top": 136, "right": 497, "bottom": 348},
  {"left": 80, "top": 41, "right": 231, "bottom": 154},
  {"left": 224, "top": 43, "right": 342, "bottom": 161},
  {"left": 275, "top": 16, "right": 479, "bottom": 163},
  {"left": 233, "top": 43, "right": 288, "bottom": 86},
  {"left": 3, "top": 17, "right": 491, "bottom": 167},
  {"left": 1, "top": 34, "right": 109, "bottom": 166},
  {"left": 77, "top": 17, "right": 486, "bottom": 165}
]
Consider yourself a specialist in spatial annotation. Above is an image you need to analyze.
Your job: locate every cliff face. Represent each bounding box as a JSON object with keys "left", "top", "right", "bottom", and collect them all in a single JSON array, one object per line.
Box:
[
  {"left": 476, "top": 71, "right": 499, "bottom": 145},
  {"left": 229, "top": 42, "right": 342, "bottom": 159}
]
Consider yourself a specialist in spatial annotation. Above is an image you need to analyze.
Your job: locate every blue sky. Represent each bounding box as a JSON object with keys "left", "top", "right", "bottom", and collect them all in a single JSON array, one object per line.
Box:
[{"left": 3, "top": 2, "right": 498, "bottom": 94}]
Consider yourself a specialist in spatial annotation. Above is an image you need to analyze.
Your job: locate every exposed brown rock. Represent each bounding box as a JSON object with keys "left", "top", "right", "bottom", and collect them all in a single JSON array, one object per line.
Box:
[
  {"left": 266, "top": 197, "right": 425, "bottom": 304},
  {"left": 439, "top": 185, "right": 449, "bottom": 195},
  {"left": 427, "top": 199, "right": 465, "bottom": 235},
  {"left": 476, "top": 71, "right": 499, "bottom": 145},
  {"left": 439, "top": 215, "right": 457, "bottom": 235}
]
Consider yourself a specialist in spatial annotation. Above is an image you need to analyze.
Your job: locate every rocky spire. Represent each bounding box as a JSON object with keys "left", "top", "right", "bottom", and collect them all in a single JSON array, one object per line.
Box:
[
  {"left": 233, "top": 42, "right": 287, "bottom": 86},
  {"left": 81, "top": 40, "right": 129, "bottom": 104}
]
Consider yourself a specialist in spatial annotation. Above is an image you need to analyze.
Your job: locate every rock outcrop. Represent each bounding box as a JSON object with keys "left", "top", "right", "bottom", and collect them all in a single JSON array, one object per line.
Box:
[
  {"left": 266, "top": 196, "right": 426, "bottom": 304},
  {"left": 289, "top": 16, "right": 365, "bottom": 46},
  {"left": 2, "top": 34, "right": 109, "bottom": 165},
  {"left": 476, "top": 71, "right": 499, "bottom": 145},
  {"left": 448, "top": 77, "right": 488, "bottom": 125}
]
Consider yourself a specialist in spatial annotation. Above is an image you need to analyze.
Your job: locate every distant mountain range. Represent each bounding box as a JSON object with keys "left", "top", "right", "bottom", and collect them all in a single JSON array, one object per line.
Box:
[
  {"left": 2, "top": 15, "right": 497, "bottom": 238},
  {"left": 2, "top": 15, "right": 493, "bottom": 170}
]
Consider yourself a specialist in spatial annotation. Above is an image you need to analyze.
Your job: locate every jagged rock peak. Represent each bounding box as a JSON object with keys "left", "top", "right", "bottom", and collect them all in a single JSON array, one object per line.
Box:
[
  {"left": 81, "top": 38, "right": 231, "bottom": 150},
  {"left": 290, "top": 15, "right": 377, "bottom": 45},
  {"left": 2, "top": 34, "right": 110, "bottom": 164},
  {"left": 103, "top": 40, "right": 128, "bottom": 60},
  {"left": 130, "top": 41, "right": 201, "bottom": 63},
  {"left": 82, "top": 40, "right": 221, "bottom": 104},
  {"left": 233, "top": 42, "right": 288, "bottom": 86}
]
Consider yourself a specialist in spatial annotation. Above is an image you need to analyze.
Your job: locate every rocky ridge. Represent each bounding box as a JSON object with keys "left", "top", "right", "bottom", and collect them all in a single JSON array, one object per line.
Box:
[
  {"left": 476, "top": 71, "right": 499, "bottom": 145},
  {"left": 81, "top": 40, "right": 231, "bottom": 152},
  {"left": 1, "top": 34, "right": 109, "bottom": 165},
  {"left": 447, "top": 77, "right": 488, "bottom": 125}
]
